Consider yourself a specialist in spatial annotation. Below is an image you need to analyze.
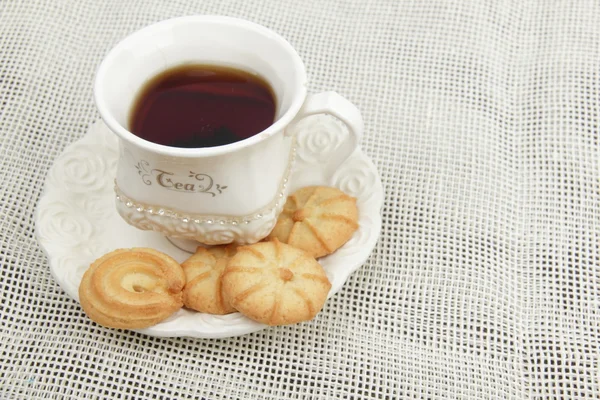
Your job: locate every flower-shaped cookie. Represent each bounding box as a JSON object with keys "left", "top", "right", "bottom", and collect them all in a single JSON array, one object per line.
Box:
[
  {"left": 268, "top": 186, "right": 359, "bottom": 258},
  {"left": 222, "top": 240, "right": 331, "bottom": 326},
  {"left": 181, "top": 245, "right": 237, "bottom": 315}
]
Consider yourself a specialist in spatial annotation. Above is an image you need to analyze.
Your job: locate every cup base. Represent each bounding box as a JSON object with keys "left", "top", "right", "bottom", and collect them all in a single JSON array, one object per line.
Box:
[{"left": 166, "top": 237, "right": 204, "bottom": 253}]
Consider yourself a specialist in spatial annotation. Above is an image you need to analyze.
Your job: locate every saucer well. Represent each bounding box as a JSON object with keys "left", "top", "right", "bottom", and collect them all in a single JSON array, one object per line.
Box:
[{"left": 35, "top": 117, "right": 383, "bottom": 338}]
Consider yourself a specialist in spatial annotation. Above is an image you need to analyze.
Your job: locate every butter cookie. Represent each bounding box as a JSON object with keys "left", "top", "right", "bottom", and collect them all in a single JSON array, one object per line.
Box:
[
  {"left": 181, "top": 245, "right": 237, "bottom": 315},
  {"left": 222, "top": 240, "right": 331, "bottom": 325},
  {"left": 79, "top": 248, "right": 185, "bottom": 329},
  {"left": 268, "top": 186, "right": 359, "bottom": 258}
]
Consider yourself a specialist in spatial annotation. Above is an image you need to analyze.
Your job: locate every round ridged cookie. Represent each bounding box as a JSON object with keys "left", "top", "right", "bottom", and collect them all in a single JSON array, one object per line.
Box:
[
  {"left": 79, "top": 248, "right": 185, "bottom": 329},
  {"left": 222, "top": 240, "right": 332, "bottom": 326},
  {"left": 181, "top": 245, "right": 237, "bottom": 315},
  {"left": 268, "top": 186, "right": 359, "bottom": 258}
]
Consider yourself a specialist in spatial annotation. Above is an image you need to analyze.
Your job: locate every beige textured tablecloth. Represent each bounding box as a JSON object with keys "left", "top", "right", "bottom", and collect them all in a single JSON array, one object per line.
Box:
[{"left": 2, "top": 1, "right": 599, "bottom": 398}]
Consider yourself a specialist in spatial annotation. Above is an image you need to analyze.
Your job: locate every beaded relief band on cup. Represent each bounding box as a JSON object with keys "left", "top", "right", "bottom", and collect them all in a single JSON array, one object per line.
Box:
[
  {"left": 113, "top": 137, "right": 297, "bottom": 244},
  {"left": 113, "top": 175, "right": 289, "bottom": 225}
]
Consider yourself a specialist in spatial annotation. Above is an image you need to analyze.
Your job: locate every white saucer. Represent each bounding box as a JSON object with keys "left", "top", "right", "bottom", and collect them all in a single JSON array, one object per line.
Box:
[{"left": 35, "top": 118, "right": 383, "bottom": 338}]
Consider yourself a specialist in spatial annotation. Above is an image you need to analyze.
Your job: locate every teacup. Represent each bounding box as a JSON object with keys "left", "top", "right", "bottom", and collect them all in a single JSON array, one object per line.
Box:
[{"left": 94, "top": 15, "right": 363, "bottom": 245}]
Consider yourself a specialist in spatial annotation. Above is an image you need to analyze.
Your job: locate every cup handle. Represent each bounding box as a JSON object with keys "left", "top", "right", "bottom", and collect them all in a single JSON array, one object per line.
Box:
[{"left": 290, "top": 91, "right": 363, "bottom": 173}]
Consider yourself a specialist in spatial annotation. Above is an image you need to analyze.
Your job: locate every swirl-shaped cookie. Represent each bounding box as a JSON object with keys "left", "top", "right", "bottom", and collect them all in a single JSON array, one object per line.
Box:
[
  {"left": 268, "top": 186, "right": 359, "bottom": 258},
  {"left": 181, "top": 245, "right": 237, "bottom": 315},
  {"left": 222, "top": 240, "right": 332, "bottom": 326},
  {"left": 79, "top": 248, "right": 185, "bottom": 329}
]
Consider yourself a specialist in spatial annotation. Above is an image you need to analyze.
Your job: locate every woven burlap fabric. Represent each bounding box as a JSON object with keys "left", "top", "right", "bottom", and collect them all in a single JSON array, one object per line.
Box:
[{"left": 1, "top": 0, "right": 599, "bottom": 398}]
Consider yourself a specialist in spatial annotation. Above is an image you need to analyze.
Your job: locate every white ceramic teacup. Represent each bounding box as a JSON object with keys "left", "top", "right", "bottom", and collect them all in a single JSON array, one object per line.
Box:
[{"left": 94, "top": 15, "right": 363, "bottom": 245}]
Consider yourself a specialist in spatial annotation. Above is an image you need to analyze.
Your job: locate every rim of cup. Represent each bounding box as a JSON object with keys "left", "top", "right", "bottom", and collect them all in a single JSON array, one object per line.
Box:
[{"left": 94, "top": 15, "right": 307, "bottom": 157}]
